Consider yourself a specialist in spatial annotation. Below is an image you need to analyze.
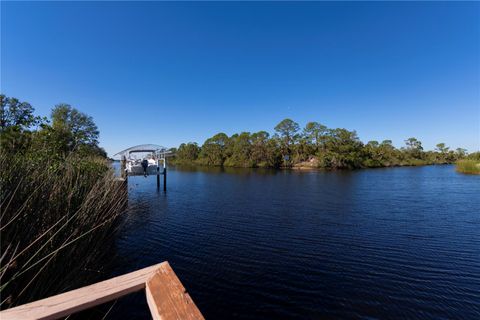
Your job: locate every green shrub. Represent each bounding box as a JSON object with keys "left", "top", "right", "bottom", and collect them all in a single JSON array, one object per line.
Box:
[
  {"left": 456, "top": 159, "right": 480, "bottom": 175},
  {"left": 467, "top": 152, "right": 480, "bottom": 161},
  {"left": 0, "top": 146, "right": 127, "bottom": 309}
]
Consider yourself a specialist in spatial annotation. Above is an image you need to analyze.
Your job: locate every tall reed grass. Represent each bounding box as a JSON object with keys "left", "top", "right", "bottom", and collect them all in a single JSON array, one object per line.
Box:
[
  {"left": 456, "top": 159, "right": 480, "bottom": 175},
  {"left": 0, "top": 150, "right": 128, "bottom": 309}
]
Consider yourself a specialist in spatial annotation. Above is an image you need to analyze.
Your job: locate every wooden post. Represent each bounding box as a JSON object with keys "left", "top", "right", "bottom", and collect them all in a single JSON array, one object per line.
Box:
[
  {"left": 163, "top": 158, "right": 167, "bottom": 192},
  {"left": 0, "top": 262, "right": 167, "bottom": 320},
  {"left": 146, "top": 263, "right": 204, "bottom": 320},
  {"left": 121, "top": 156, "right": 127, "bottom": 178},
  {"left": 157, "top": 166, "right": 160, "bottom": 189}
]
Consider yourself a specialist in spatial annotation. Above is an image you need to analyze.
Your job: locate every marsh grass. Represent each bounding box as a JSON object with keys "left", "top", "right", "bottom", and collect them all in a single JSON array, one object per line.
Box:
[
  {"left": 456, "top": 159, "right": 480, "bottom": 175},
  {"left": 0, "top": 150, "right": 128, "bottom": 309}
]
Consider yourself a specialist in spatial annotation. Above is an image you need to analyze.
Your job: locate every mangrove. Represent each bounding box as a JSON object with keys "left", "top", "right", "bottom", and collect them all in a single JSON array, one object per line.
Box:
[{"left": 170, "top": 118, "right": 471, "bottom": 169}]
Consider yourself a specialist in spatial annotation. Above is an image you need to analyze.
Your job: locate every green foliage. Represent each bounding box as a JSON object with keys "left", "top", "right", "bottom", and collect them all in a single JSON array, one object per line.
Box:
[
  {"left": 197, "top": 133, "right": 230, "bottom": 166},
  {"left": 51, "top": 104, "right": 100, "bottom": 153},
  {"left": 175, "top": 142, "right": 200, "bottom": 163},
  {"left": 0, "top": 95, "right": 39, "bottom": 129},
  {"left": 435, "top": 143, "right": 448, "bottom": 154},
  {"left": 317, "top": 128, "right": 364, "bottom": 169},
  {"left": 434, "top": 143, "right": 451, "bottom": 163},
  {"left": 362, "top": 140, "right": 401, "bottom": 167},
  {"left": 0, "top": 94, "right": 125, "bottom": 308},
  {"left": 224, "top": 132, "right": 254, "bottom": 167},
  {"left": 455, "top": 148, "right": 467, "bottom": 158},
  {"left": 274, "top": 119, "right": 300, "bottom": 165},
  {"left": 467, "top": 151, "right": 480, "bottom": 161},
  {"left": 303, "top": 121, "right": 327, "bottom": 151},
  {"left": 456, "top": 159, "right": 480, "bottom": 174},
  {"left": 0, "top": 95, "right": 43, "bottom": 152},
  {"left": 0, "top": 151, "right": 126, "bottom": 308},
  {"left": 405, "top": 137, "right": 424, "bottom": 159},
  {"left": 172, "top": 118, "right": 469, "bottom": 170},
  {"left": 275, "top": 118, "right": 300, "bottom": 145}
]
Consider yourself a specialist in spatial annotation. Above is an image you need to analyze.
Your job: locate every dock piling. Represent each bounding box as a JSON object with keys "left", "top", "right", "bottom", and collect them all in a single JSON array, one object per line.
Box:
[
  {"left": 163, "top": 157, "right": 167, "bottom": 192},
  {"left": 163, "top": 167, "right": 167, "bottom": 192}
]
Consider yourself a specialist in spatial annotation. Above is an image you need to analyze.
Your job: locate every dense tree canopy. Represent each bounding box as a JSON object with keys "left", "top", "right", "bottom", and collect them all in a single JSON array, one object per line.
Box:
[
  {"left": 0, "top": 95, "right": 106, "bottom": 158},
  {"left": 0, "top": 95, "right": 42, "bottom": 151},
  {"left": 51, "top": 104, "right": 100, "bottom": 152},
  {"left": 172, "top": 118, "right": 471, "bottom": 169}
]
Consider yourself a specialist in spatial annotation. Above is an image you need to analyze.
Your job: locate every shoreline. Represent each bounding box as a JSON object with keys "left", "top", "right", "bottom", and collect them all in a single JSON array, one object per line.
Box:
[{"left": 169, "top": 161, "right": 457, "bottom": 171}]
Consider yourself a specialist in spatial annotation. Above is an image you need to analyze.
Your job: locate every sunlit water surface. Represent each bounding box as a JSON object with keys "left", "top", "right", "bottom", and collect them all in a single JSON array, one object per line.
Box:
[{"left": 108, "top": 164, "right": 479, "bottom": 319}]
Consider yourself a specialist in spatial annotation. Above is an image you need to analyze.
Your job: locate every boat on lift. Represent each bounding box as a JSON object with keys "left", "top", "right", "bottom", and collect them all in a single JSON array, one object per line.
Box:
[
  {"left": 126, "top": 156, "right": 158, "bottom": 175},
  {"left": 114, "top": 144, "right": 172, "bottom": 176}
]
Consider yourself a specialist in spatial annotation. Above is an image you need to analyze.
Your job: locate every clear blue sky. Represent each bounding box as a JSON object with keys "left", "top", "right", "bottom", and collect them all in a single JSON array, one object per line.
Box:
[{"left": 2, "top": 1, "right": 479, "bottom": 156}]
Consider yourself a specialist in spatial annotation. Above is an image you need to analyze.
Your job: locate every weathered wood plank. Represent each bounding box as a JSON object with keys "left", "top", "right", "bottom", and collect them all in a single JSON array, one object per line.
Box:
[
  {"left": 146, "top": 262, "right": 204, "bottom": 320},
  {"left": 1, "top": 262, "right": 167, "bottom": 320}
]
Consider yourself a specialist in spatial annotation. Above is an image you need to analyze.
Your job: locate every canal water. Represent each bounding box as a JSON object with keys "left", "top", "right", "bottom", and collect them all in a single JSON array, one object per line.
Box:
[{"left": 109, "top": 164, "right": 480, "bottom": 319}]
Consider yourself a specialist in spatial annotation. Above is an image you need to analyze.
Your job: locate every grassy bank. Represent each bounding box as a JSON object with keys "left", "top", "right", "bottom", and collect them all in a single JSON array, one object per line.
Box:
[
  {"left": 456, "top": 159, "right": 480, "bottom": 174},
  {"left": 0, "top": 150, "right": 127, "bottom": 310},
  {"left": 1, "top": 95, "right": 128, "bottom": 310}
]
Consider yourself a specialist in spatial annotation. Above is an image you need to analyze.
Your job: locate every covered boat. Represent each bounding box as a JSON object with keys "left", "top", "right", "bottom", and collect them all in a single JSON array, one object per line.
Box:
[{"left": 114, "top": 144, "right": 172, "bottom": 176}]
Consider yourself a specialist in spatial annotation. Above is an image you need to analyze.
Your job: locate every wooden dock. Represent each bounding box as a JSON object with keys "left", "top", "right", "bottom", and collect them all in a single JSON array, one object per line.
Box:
[{"left": 0, "top": 261, "right": 204, "bottom": 320}]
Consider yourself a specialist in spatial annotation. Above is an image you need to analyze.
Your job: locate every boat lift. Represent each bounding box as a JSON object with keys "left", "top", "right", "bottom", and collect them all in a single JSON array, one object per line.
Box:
[{"left": 114, "top": 144, "right": 173, "bottom": 191}]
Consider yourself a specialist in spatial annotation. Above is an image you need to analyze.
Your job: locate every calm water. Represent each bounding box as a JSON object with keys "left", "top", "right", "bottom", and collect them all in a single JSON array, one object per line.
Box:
[{"left": 109, "top": 164, "right": 479, "bottom": 319}]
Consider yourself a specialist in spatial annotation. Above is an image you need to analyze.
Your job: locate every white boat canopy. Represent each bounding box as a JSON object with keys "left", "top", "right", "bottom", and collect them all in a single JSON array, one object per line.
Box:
[{"left": 113, "top": 144, "right": 172, "bottom": 160}]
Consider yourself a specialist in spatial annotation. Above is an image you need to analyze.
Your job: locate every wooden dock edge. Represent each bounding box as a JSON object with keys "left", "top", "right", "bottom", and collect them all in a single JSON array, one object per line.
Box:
[
  {"left": 146, "top": 262, "right": 205, "bottom": 320},
  {"left": 0, "top": 261, "right": 204, "bottom": 320}
]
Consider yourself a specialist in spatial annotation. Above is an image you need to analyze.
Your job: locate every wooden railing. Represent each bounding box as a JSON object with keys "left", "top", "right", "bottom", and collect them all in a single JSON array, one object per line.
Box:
[{"left": 0, "top": 261, "right": 204, "bottom": 320}]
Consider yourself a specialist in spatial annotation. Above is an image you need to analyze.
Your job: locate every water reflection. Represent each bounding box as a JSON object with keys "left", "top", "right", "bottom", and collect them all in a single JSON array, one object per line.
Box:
[
  {"left": 108, "top": 164, "right": 480, "bottom": 319},
  {"left": 173, "top": 164, "right": 280, "bottom": 176}
]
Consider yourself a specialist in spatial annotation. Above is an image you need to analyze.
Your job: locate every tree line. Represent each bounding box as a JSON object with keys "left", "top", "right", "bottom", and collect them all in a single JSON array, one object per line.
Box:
[
  {"left": 171, "top": 118, "right": 469, "bottom": 169},
  {"left": 1, "top": 95, "right": 106, "bottom": 159}
]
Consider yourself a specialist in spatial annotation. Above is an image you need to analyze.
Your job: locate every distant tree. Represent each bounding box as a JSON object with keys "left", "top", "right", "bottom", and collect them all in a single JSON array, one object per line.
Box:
[
  {"left": 198, "top": 133, "right": 230, "bottom": 166},
  {"left": 174, "top": 119, "right": 462, "bottom": 169},
  {"left": 405, "top": 137, "right": 423, "bottom": 150},
  {"left": 0, "top": 95, "right": 42, "bottom": 151},
  {"left": 250, "top": 131, "right": 280, "bottom": 167},
  {"left": 250, "top": 131, "right": 269, "bottom": 164},
  {"left": 225, "top": 132, "right": 253, "bottom": 167},
  {"left": 0, "top": 95, "right": 38, "bottom": 130},
  {"left": 364, "top": 140, "right": 398, "bottom": 167},
  {"left": 176, "top": 142, "right": 200, "bottom": 162},
  {"left": 467, "top": 151, "right": 480, "bottom": 161},
  {"left": 224, "top": 133, "right": 237, "bottom": 160},
  {"left": 303, "top": 121, "right": 327, "bottom": 151},
  {"left": 363, "top": 140, "right": 382, "bottom": 167},
  {"left": 319, "top": 128, "right": 364, "bottom": 169},
  {"left": 1, "top": 95, "right": 107, "bottom": 159},
  {"left": 378, "top": 140, "right": 398, "bottom": 165},
  {"left": 294, "top": 135, "right": 311, "bottom": 163},
  {"left": 275, "top": 118, "right": 299, "bottom": 165},
  {"left": 435, "top": 143, "right": 449, "bottom": 154},
  {"left": 367, "top": 140, "right": 379, "bottom": 148},
  {"left": 434, "top": 143, "right": 450, "bottom": 163},
  {"left": 51, "top": 104, "right": 99, "bottom": 151},
  {"left": 455, "top": 148, "right": 467, "bottom": 158},
  {"left": 265, "top": 138, "right": 282, "bottom": 167},
  {"left": 405, "top": 137, "right": 424, "bottom": 159},
  {"left": 381, "top": 139, "right": 393, "bottom": 146},
  {"left": 275, "top": 119, "right": 299, "bottom": 145}
]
